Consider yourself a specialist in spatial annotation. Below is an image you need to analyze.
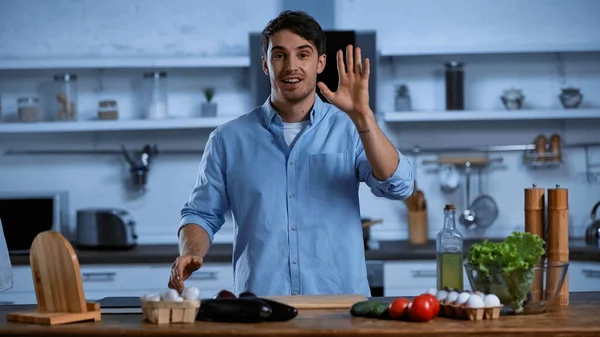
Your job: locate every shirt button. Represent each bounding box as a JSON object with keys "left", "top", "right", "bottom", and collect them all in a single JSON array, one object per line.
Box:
[
  {"left": 293, "top": 259, "right": 297, "bottom": 264},
  {"left": 289, "top": 161, "right": 294, "bottom": 166},
  {"left": 290, "top": 194, "right": 295, "bottom": 199},
  {"left": 291, "top": 225, "right": 296, "bottom": 231}
]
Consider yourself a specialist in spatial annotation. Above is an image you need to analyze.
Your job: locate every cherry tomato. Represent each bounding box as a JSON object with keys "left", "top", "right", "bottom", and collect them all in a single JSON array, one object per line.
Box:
[
  {"left": 408, "top": 295, "right": 435, "bottom": 322},
  {"left": 419, "top": 293, "right": 440, "bottom": 317},
  {"left": 388, "top": 298, "right": 410, "bottom": 319}
]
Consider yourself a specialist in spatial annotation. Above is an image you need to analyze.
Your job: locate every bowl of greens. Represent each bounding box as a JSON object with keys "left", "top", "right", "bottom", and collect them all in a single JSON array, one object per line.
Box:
[{"left": 464, "top": 231, "right": 569, "bottom": 315}]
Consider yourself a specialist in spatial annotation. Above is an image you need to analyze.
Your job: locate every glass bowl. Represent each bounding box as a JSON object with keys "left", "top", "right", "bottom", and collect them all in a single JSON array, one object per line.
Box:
[{"left": 464, "top": 259, "right": 569, "bottom": 315}]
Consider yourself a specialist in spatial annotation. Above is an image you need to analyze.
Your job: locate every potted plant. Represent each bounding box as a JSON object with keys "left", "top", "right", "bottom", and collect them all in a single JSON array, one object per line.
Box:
[
  {"left": 394, "top": 84, "right": 411, "bottom": 111},
  {"left": 201, "top": 88, "right": 217, "bottom": 117}
]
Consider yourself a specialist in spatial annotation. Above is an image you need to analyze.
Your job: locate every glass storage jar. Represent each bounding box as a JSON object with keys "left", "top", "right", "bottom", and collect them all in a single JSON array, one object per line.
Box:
[
  {"left": 98, "top": 99, "right": 119, "bottom": 120},
  {"left": 17, "top": 96, "right": 40, "bottom": 123},
  {"left": 142, "top": 71, "right": 168, "bottom": 119},
  {"left": 53, "top": 73, "right": 78, "bottom": 121}
]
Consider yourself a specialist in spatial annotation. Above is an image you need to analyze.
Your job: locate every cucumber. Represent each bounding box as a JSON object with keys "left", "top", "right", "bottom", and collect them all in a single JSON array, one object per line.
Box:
[
  {"left": 368, "top": 302, "right": 389, "bottom": 319},
  {"left": 350, "top": 300, "right": 388, "bottom": 319},
  {"left": 350, "top": 300, "right": 376, "bottom": 317}
]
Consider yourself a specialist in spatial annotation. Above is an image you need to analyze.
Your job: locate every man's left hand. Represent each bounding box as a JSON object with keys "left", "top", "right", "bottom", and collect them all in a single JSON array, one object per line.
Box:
[{"left": 317, "top": 45, "right": 372, "bottom": 122}]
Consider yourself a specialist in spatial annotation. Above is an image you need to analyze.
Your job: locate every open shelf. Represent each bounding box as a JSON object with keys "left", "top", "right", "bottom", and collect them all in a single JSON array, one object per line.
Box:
[
  {"left": 383, "top": 109, "right": 600, "bottom": 122},
  {"left": 379, "top": 43, "right": 600, "bottom": 57},
  {"left": 0, "top": 56, "right": 250, "bottom": 70},
  {"left": 0, "top": 116, "right": 238, "bottom": 134}
]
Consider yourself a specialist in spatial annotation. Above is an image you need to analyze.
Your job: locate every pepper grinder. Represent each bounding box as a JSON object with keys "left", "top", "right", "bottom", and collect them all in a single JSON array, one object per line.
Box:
[
  {"left": 524, "top": 184, "right": 545, "bottom": 301},
  {"left": 546, "top": 184, "right": 569, "bottom": 306}
]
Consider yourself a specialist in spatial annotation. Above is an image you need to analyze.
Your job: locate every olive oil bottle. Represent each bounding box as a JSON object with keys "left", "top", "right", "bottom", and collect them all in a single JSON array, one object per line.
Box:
[{"left": 436, "top": 204, "right": 464, "bottom": 290}]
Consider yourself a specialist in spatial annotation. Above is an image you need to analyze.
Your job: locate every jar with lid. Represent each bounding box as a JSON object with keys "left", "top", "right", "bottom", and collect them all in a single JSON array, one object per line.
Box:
[
  {"left": 98, "top": 100, "right": 119, "bottom": 120},
  {"left": 53, "top": 73, "right": 78, "bottom": 121},
  {"left": 436, "top": 204, "right": 464, "bottom": 290},
  {"left": 142, "top": 71, "right": 168, "bottom": 119},
  {"left": 17, "top": 96, "right": 40, "bottom": 123}
]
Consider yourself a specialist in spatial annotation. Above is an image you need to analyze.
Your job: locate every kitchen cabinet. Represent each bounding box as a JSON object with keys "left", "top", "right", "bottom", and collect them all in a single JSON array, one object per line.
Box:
[
  {"left": 568, "top": 261, "right": 600, "bottom": 292},
  {"left": 146, "top": 263, "right": 233, "bottom": 299},
  {"left": 0, "top": 262, "right": 234, "bottom": 305},
  {"left": 383, "top": 261, "right": 471, "bottom": 297},
  {"left": 384, "top": 260, "right": 600, "bottom": 297}
]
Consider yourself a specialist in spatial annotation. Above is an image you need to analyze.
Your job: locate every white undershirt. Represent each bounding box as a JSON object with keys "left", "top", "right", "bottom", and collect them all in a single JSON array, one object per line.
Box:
[{"left": 282, "top": 121, "right": 308, "bottom": 146}]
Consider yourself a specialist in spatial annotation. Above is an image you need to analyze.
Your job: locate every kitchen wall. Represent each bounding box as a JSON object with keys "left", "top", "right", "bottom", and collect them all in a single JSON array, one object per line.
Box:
[{"left": 0, "top": 0, "right": 599, "bottom": 245}]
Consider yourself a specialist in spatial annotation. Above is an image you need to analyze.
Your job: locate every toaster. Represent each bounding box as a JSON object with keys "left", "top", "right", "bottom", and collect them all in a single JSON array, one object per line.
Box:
[{"left": 75, "top": 208, "right": 138, "bottom": 250}]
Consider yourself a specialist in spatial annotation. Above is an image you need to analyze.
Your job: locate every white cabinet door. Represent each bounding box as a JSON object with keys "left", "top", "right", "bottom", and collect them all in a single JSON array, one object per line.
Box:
[
  {"left": 384, "top": 260, "right": 471, "bottom": 297},
  {"left": 80, "top": 265, "right": 151, "bottom": 292},
  {"left": 568, "top": 261, "right": 600, "bottom": 292},
  {"left": 147, "top": 263, "right": 234, "bottom": 298}
]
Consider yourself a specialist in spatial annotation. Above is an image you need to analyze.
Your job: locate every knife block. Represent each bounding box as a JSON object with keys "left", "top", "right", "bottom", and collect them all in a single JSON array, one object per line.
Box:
[{"left": 7, "top": 230, "right": 101, "bottom": 325}]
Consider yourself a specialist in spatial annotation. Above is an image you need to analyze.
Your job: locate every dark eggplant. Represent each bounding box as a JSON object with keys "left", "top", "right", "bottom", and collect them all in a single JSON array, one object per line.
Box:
[
  {"left": 255, "top": 298, "right": 298, "bottom": 322},
  {"left": 197, "top": 298, "right": 272, "bottom": 323},
  {"left": 238, "top": 291, "right": 257, "bottom": 298},
  {"left": 214, "top": 289, "right": 236, "bottom": 299}
]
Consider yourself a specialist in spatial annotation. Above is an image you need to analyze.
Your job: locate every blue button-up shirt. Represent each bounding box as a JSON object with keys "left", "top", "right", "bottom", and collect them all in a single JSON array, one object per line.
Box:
[{"left": 180, "top": 94, "right": 414, "bottom": 297}]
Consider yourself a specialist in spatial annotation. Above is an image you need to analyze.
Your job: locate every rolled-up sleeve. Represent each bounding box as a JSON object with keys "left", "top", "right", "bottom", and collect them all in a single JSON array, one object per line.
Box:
[
  {"left": 179, "top": 130, "right": 230, "bottom": 243},
  {"left": 355, "top": 141, "right": 414, "bottom": 200}
]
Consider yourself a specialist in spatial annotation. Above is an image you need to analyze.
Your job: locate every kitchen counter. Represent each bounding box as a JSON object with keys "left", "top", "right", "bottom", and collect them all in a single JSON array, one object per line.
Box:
[
  {"left": 8, "top": 239, "right": 600, "bottom": 266},
  {"left": 1, "top": 292, "right": 600, "bottom": 336}
]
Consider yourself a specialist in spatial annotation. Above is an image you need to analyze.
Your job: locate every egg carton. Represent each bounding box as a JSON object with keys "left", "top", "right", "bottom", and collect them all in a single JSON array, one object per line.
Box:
[
  {"left": 140, "top": 299, "right": 201, "bottom": 324},
  {"left": 440, "top": 303, "right": 502, "bottom": 321}
]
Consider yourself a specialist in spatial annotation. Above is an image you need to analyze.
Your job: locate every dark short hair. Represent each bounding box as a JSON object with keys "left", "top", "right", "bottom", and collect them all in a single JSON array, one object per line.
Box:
[{"left": 261, "top": 10, "right": 326, "bottom": 58}]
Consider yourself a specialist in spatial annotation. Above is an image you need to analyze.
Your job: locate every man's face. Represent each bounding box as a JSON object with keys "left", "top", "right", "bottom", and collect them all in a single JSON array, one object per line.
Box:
[{"left": 262, "top": 29, "right": 326, "bottom": 103}]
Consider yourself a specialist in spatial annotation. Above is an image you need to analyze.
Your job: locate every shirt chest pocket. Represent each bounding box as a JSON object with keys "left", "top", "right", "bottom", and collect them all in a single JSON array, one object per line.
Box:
[{"left": 308, "top": 153, "right": 356, "bottom": 200}]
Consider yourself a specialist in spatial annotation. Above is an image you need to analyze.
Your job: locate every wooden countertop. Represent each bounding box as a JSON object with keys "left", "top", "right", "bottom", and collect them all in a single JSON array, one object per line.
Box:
[
  {"left": 8, "top": 239, "right": 600, "bottom": 265},
  {"left": 1, "top": 292, "right": 600, "bottom": 336}
]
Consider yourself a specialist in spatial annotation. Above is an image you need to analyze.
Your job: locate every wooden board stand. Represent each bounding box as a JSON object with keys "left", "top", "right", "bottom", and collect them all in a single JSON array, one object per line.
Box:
[{"left": 7, "top": 230, "right": 101, "bottom": 325}]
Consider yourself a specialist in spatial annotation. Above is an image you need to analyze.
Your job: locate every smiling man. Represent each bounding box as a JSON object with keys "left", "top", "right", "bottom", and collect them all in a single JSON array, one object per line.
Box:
[{"left": 169, "top": 10, "right": 414, "bottom": 297}]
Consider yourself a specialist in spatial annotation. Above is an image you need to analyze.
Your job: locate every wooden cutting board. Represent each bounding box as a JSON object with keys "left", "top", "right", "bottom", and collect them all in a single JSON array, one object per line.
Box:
[{"left": 263, "top": 294, "right": 367, "bottom": 309}]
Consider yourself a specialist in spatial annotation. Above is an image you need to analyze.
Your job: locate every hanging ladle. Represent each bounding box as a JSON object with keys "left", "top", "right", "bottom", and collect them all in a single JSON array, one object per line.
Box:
[{"left": 460, "top": 161, "right": 477, "bottom": 230}]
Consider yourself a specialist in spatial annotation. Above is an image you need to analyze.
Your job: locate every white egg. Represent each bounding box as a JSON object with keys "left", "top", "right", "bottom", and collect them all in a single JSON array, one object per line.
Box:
[
  {"left": 182, "top": 286, "right": 201, "bottom": 300},
  {"left": 161, "top": 289, "right": 179, "bottom": 301},
  {"left": 455, "top": 292, "right": 471, "bottom": 305},
  {"left": 174, "top": 296, "right": 184, "bottom": 302},
  {"left": 436, "top": 289, "right": 449, "bottom": 302},
  {"left": 466, "top": 294, "right": 484, "bottom": 308},
  {"left": 426, "top": 288, "right": 437, "bottom": 296},
  {"left": 146, "top": 294, "right": 161, "bottom": 302},
  {"left": 483, "top": 294, "right": 501, "bottom": 307},
  {"left": 140, "top": 293, "right": 160, "bottom": 301},
  {"left": 445, "top": 291, "right": 459, "bottom": 304}
]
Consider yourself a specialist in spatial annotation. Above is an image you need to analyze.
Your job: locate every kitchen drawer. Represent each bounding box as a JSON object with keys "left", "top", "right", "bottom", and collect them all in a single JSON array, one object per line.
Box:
[
  {"left": 7, "top": 266, "right": 35, "bottom": 292},
  {"left": 568, "top": 261, "right": 600, "bottom": 292},
  {"left": 147, "top": 263, "right": 233, "bottom": 292},
  {"left": 0, "top": 290, "right": 37, "bottom": 305},
  {"left": 79, "top": 265, "right": 151, "bottom": 291},
  {"left": 7, "top": 264, "right": 151, "bottom": 293},
  {"left": 384, "top": 261, "right": 438, "bottom": 289},
  {"left": 384, "top": 261, "right": 471, "bottom": 291}
]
